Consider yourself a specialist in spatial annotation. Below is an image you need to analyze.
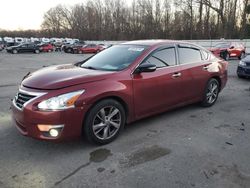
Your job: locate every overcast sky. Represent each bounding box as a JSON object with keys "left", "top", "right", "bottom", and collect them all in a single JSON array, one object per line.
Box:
[{"left": 0, "top": 0, "right": 85, "bottom": 30}]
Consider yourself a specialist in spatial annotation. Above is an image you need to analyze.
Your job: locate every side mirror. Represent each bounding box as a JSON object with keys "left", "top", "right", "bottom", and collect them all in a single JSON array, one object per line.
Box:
[
  {"left": 134, "top": 64, "right": 156, "bottom": 74},
  {"left": 230, "top": 46, "right": 234, "bottom": 49}
]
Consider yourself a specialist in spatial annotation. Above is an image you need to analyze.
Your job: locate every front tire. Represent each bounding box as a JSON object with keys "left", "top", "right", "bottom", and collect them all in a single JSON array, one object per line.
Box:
[
  {"left": 201, "top": 78, "right": 220, "bottom": 107},
  {"left": 83, "top": 99, "right": 126, "bottom": 145},
  {"left": 35, "top": 49, "right": 40, "bottom": 54},
  {"left": 12, "top": 49, "right": 18, "bottom": 54}
]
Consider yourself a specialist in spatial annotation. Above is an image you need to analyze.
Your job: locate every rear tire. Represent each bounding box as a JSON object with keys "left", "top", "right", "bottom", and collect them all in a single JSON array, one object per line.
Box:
[
  {"left": 225, "top": 52, "right": 230, "bottom": 61},
  {"left": 83, "top": 99, "right": 125, "bottom": 145},
  {"left": 201, "top": 78, "right": 220, "bottom": 107},
  {"left": 238, "top": 52, "right": 245, "bottom": 60},
  {"left": 35, "top": 49, "right": 40, "bottom": 54}
]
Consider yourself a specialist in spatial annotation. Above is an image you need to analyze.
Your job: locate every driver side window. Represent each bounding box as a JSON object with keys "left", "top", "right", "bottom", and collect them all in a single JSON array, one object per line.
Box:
[{"left": 143, "top": 47, "right": 176, "bottom": 68}]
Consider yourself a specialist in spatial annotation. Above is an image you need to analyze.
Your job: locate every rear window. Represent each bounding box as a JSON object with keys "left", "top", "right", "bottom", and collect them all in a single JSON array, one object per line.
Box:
[{"left": 178, "top": 47, "right": 202, "bottom": 64}]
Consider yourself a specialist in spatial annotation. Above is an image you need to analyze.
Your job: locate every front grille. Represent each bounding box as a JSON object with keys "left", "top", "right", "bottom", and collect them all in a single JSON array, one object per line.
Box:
[{"left": 14, "top": 92, "right": 36, "bottom": 109}]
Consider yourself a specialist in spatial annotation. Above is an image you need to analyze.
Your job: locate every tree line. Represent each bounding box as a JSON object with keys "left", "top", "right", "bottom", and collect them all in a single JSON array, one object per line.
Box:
[{"left": 1, "top": 0, "right": 250, "bottom": 40}]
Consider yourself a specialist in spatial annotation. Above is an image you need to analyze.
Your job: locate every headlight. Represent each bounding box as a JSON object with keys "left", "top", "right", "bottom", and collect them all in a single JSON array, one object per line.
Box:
[
  {"left": 239, "top": 61, "right": 246, "bottom": 66},
  {"left": 38, "top": 90, "right": 85, "bottom": 110}
]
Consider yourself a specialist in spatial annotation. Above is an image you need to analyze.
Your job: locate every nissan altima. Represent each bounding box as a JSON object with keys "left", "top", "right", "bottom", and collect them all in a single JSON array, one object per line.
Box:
[{"left": 11, "top": 40, "right": 228, "bottom": 144}]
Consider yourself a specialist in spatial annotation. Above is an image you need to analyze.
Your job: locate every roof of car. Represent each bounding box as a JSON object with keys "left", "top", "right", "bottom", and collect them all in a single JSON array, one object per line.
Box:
[{"left": 122, "top": 39, "right": 195, "bottom": 47}]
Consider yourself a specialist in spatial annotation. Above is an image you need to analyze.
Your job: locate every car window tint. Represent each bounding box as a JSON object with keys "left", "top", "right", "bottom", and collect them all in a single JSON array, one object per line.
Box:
[
  {"left": 153, "top": 48, "right": 176, "bottom": 66},
  {"left": 146, "top": 56, "right": 166, "bottom": 68},
  {"left": 178, "top": 47, "right": 202, "bottom": 64}
]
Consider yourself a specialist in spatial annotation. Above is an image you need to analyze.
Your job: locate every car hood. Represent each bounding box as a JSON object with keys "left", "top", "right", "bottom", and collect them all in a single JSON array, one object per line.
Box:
[{"left": 22, "top": 64, "right": 113, "bottom": 90}]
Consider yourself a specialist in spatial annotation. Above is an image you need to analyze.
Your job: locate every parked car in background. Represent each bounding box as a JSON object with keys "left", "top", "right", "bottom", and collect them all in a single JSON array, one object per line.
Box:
[
  {"left": 99, "top": 44, "right": 113, "bottom": 50},
  {"left": 209, "top": 42, "right": 246, "bottom": 60},
  {"left": 38, "top": 43, "right": 54, "bottom": 52},
  {"left": 78, "top": 44, "right": 104, "bottom": 54},
  {"left": 6, "top": 43, "right": 40, "bottom": 54},
  {"left": 53, "top": 42, "right": 63, "bottom": 52},
  {"left": 63, "top": 42, "right": 86, "bottom": 53},
  {"left": 11, "top": 40, "right": 228, "bottom": 144},
  {"left": 61, "top": 43, "right": 74, "bottom": 53},
  {"left": 0, "top": 41, "right": 4, "bottom": 51},
  {"left": 237, "top": 55, "right": 250, "bottom": 78}
]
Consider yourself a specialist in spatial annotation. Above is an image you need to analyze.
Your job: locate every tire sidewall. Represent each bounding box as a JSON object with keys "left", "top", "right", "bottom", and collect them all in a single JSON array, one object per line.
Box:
[
  {"left": 12, "top": 49, "right": 17, "bottom": 54},
  {"left": 201, "top": 78, "right": 220, "bottom": 107},
  {"left": 84, "top": 99, "right": 126, "bottom": 145},
  {"left": 239, "top": 52, "right": 245, "bottom": 60},
  {"left": 225, "top": 52, "right": 230, "bottom": 61}
]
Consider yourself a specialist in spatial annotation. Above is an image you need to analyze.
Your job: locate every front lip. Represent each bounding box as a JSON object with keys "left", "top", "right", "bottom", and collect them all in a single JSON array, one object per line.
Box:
[{"left": 11, "top": 87, "right": 89, "bottom": 141}]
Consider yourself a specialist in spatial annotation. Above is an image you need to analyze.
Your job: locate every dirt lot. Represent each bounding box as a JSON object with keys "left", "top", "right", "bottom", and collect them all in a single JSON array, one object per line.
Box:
[{"left": 0, "top": 51, "right": 250, "bottom": 188}]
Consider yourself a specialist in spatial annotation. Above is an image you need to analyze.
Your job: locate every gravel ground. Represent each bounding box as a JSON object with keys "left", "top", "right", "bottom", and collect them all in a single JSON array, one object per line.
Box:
[{"left": 0, "top": 51, "right": 250, "bottom": 188}]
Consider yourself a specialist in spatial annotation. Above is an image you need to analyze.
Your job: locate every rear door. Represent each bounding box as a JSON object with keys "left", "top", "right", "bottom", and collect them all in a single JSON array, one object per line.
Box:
[
  {"left": 27, "top": 44, "right": 35, "bottom": 52},
  {"left": 177, "top": 44, "right": 212, "bottom": 101},
  {"left": 19, "top": 44, "right": 28, "bottom": 52},
  {"left": 133, "top": 46, "right": 183, "bottom": 119}
]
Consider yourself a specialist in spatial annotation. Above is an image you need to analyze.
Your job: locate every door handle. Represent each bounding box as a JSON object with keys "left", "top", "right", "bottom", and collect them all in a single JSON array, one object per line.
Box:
[{"left": 172, "top": 72, "right": 182, "bottom": 78}]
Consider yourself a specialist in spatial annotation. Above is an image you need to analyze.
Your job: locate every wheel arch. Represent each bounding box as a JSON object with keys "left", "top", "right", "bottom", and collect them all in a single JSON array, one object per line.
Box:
[
  {"left": 210, "top": 76, "right": 221, "bottom": 91},
  {"left": 82, "top": 95, "right": 130, "bottom": 134}
]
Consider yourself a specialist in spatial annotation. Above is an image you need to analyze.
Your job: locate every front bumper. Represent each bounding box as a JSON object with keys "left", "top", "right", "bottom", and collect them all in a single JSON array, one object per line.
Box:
[
  {"left": 237, "top": 66, "right": 250, "bottom": 77},
  {"left": 11, "top": 88, "right": 91, "bottom": 141}
]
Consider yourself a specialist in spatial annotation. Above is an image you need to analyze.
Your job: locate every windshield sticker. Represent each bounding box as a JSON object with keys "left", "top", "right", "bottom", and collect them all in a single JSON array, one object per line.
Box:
[{"left": 128, "top": 47, "right": 144, "bottom": 52}]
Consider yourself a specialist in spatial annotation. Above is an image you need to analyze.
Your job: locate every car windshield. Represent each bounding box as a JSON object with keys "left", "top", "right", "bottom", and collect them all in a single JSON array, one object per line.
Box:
[
  {"left": 214, "top": 43, "right": 230, "bottom": 48},
  {"left": 81, "top": 45, "right": 147, "bottom": 71}
]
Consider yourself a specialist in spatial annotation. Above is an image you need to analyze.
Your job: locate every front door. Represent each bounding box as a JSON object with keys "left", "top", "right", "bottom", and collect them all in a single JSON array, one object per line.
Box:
[{"left": 132, "top": 46, "right": 183, "bottom": 119}]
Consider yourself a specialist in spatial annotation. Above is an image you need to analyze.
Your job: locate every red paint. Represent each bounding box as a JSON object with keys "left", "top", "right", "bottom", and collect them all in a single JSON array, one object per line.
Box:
[
  {"left": 11, "top": 40, "right": 228, "bottom": 141},
  {"left": 39, "top": 44, "right": 54, "bottom": 52},
  {"left": 208, "top": 42, "right": 245, "bottom": 58},
  {"left": 78, "top": 45, "right": 104, "bottom": 54}
]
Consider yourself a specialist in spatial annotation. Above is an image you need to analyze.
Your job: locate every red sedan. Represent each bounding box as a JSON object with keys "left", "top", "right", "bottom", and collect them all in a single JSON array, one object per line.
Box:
[
  {"left": 78, "top": 44, "right": 104, "bottom": 54},
  {"left": 11, "top": 40, "right": 228, "bottom": 144},
  {"left": 209, "top": 42, "right": 245, "bottom": 60},
  {"left": 39, "top": 43, "right": 54, "bottom": 52}
]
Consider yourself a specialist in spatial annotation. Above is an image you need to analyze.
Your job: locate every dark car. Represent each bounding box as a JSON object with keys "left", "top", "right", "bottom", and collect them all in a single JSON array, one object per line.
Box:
[
  {"left": 237, "top": 55, "right": 250, "bottom": 78},
  {"left": 208, "top": 42, "right": 246, "bottom": 60},
  {"left": 63, "top": 41, "right": 86, "bottom": 53},
  {"left": 6, "top": 43, "right": 40, "bottom": 54},
  {"left": 11, "top": 40, "right": 228, "bottom": 145}
]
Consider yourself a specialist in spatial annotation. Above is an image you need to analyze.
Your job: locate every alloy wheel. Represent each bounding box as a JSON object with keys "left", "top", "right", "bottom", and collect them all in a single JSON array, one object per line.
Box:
[
  {"left": 92, "top": 106, "right": 121, "bottom": 140},
  {"left": 206, "top": 81, "right": 219, "bottom": 104}
]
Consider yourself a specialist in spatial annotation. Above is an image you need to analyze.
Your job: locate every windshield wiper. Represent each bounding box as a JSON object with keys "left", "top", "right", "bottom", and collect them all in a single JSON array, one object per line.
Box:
[{"left": 82, "top": 66, "right": 97, "bottom": 70}]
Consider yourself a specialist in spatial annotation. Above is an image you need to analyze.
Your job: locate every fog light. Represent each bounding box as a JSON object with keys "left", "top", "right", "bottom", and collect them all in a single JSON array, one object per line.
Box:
[{"left": 49, "top": 129, "right": 59, "bottom": 137}]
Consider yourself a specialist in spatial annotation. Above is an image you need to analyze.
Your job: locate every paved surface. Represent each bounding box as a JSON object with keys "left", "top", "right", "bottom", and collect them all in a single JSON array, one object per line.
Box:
[{"left": 0, "top": 51, "right": 250, "bottom": 188}]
